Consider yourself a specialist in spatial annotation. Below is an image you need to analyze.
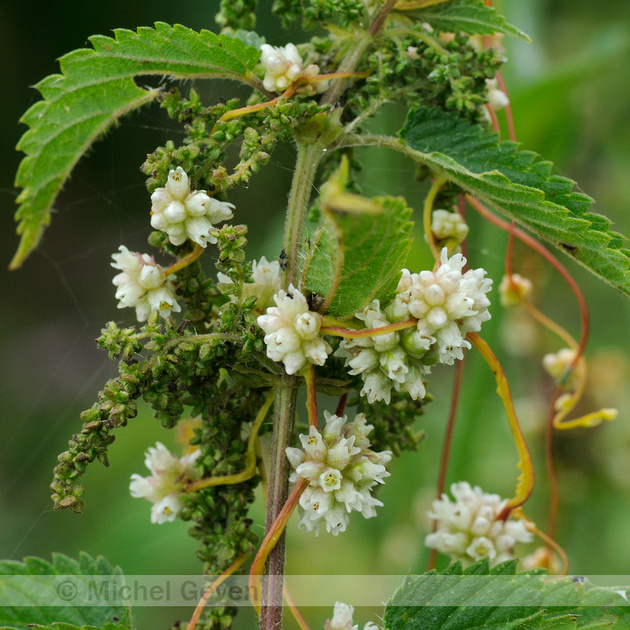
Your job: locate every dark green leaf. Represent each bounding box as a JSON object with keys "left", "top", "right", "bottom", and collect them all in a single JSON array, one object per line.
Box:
[
  {"left": 384, "top": 560, "right": 630, "bottom": 630},
  {"left": 304, "top": 159, "right": 414, "bottom": 318},
  {"left": 11, "top": 23, "right": 262, "bottom": 269},
  {"left": 411, "top": 0, "right": 530, "bottom": 41},
  {"left": 0, "top": 553, "right": 132, "bottom": 630},
  {"left": 399, "top": 107, "right": 630, "bottom": 296}
]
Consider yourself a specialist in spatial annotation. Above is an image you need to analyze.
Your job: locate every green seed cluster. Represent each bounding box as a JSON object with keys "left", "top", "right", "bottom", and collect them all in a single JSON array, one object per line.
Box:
[{"left": 272, "top": 0, "right": 364, "bottom": 30}]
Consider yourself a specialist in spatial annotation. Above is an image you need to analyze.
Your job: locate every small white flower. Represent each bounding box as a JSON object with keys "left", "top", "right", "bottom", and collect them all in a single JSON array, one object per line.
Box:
[
  {"left": 425, "top": 481, "right": 533, "bottom": 566},
  {"left": 543, "top": 348, "right": 578, "bottom": 389},
  {"left": 111, "top": 245, "right": 181, "bottom": 322},
  {"left": 431, "top": 209, "right": 469, "bottom": 247},
  {"left": 287, "top": 412, "right": 391, "bottom": 536},
  {"left": 336, "top": 300, "right": 430, "bottom": 404},
  {"left": 260, "top": 43, "right": 325, "bottom": 95},
  {"left": 218, "top": 256, "right": 282, "bottom": 310},
  {"left": 257, "top": 285, "right": 332, "bottom": 375},
  {"left": 499, "top": 274, "right": 533, "bottom": 307},
  {"left": 150, "top": 167, "right": 234, "bottom": 247},
  {"left": 395, "top": 248, "right": 492, "bottom": 365},
  {"left": 485, "top": 78, "right": 510, "bottom": 110},
  {"left": 325, "top": 602, "right": 378, "bottom": 630},
  {"left": 129, "top": 442, "right": 201, "bottom": 524}
]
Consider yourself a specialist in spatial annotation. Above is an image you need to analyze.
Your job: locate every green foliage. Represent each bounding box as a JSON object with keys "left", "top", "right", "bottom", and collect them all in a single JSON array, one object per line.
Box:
[
  {"left": 384, "top": 560, "right": 630, "bottom": 630},
  {"left": 0, "top": 553, "right": 131, "bottom": 630},
  {"left": 272, "top": 0, "right": 364, "bottom": 29},
  {"left": 304, "top": 159, "right": 414, "bottom": 318},
  {"left": 399, "top": 107, "right": 630, "bottom": 295},
  {"left": 215, "top": 0, "right": 258, "bottom": 31},
  {"left": 407, "top": 0, "right": 530, "bottom": 41},
  {"left": 11, "top": 24, "right": 262, "bottom": 269}
]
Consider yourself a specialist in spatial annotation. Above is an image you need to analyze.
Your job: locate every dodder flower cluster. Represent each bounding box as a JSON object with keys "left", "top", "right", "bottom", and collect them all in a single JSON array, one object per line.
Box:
[
  {"left": 257, "top": 285, "right": 332, "bottom": 375},
  {"left": 150, "top": 167, "right": 234, "bottom": 247},
  {"left": 337, "top": 249, "right": 492, "bottom": 403},
  {"left": 396, "top": 248, "right": 492, "bottom": 365},
  {"left": 286, "top": 412, "right": 391, "bottom": 536},
  {"left": 129, "top": 442, "right": 201, "bottom": 524},
  {"left": 425, "top": 482, "right": 533, "bottom": 566},
  {"left": 325, "top": 602, "right": 377, "bottom": 630},
  {"left": 111, "top": 246, "right": 180, "bottom": 322},
  {"left": 260, "top": 43, "right": 324, "bottom": 95},
  {"left": 336, "top": 299, "right": 429, "bottom": 404}
]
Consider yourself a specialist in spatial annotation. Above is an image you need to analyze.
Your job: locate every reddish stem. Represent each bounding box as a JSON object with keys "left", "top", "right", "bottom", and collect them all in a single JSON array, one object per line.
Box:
[
  {"left": 426, "top": 356, "right": 466, "bottom": 571},
  {"left": 335, "top": 392, "right": 348, "bottom": 417}
]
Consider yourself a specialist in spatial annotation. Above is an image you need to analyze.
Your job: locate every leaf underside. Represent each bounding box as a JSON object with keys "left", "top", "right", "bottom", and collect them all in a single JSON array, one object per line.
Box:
[
  {"left": 305, "top": 195, "right": 414, "bottom": 319},
  {"left": 384, "top": 560, "right": 630, "bottom": 630},
  {"left": 413, "top": 0, "right": 531, "bottom": 41},
  {"left": 0, "top": 552, "right": 131, "bottom": 630},
  {"left": 11, "top": 22, "right": 261, "bottom": 269},
  {"left": 399, "top": 107, "right": 630, "bottom": 296}
]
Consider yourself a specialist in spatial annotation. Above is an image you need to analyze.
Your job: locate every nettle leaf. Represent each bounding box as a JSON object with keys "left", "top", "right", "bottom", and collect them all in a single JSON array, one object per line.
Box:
[
  {"left": 399, "top": 107, "right": 630, "bottom": 296},
  {"left": 384, "top": 560, "right": 630, "bottom": 630},
  {"left": 11, "top": 22, "right": 262, "bottom": 269},
  {"left": 304, "top": 159, "right": 414, "bottom": 319},
  {"left": 409, "top": 0, "right": 530, "bottom": 41},
  {"left": 0, "top": 553, "right": 132, "bottom": 630}
]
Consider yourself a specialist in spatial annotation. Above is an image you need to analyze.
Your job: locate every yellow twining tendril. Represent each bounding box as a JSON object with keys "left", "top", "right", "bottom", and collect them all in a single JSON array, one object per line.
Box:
[
  {"left": 468, "top": 333, "right": 534, "bottom": 513},
  {"left": 520, "top": 299, "right": 618, "bottom": 431}
]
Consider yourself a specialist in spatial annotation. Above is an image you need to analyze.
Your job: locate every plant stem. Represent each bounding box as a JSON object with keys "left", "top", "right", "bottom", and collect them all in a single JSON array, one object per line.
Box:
[
  {"left": 282, "top": 141, "right": 322, "bottom": 289},
  {"left": 260, "top": 374, "right": 298, "bottom": 630}
]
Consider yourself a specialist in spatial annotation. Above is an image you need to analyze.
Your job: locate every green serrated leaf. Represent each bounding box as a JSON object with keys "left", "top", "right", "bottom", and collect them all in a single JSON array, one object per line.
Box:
[
  {"left": 304, "top": 159, "right": 414, "bottom": 318},
  {"left": 384, "top": 560, "right": 630, "bottom": 630},
  {"left": 410, "top": 0, "right": 531, "bottom": 41},
  {"left": 397, "top": 107, "right": 630, "bottom": 296},
  {"left": 11, "top": 23, "right": 263, "bottom": 269},
  {"left": 0, "top": 553, "right": 132, "bottom": 630}
]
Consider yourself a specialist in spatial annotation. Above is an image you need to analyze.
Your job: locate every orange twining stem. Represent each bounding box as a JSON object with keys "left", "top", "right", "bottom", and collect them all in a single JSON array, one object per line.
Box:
[
  {"left": 303, "top": 364, "right": 319, "bottom": 428},
  {"left": 321, "top": 318, "right": 417, "bottom": 338},
  {"left": 249, "top": 477, "right": 309, "bottom": 614},
  {"left": 164, "top": 243, "right": 205, "bottom": 277},
  {"left": 468, "top": 333, "right": 534, "bottom": 517},
  {"left": 185, "top": 552, "right": 250, "bottom": 630}
]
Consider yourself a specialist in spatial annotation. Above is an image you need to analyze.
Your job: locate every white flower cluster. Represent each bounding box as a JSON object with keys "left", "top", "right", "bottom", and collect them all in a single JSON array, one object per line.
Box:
[
  {"left": 286, "top": 412, "right": 392, "bottom": 536},
  {"left": 218, "top": 256, "right": 282, "bottom": 310},
  {"left": 260, "top": 43, "right": 324, "bottom": 95},
  {"left": 431, "top": 209, "right": 469, "bottom": 248},
  {"left": 336, "top": 300, "right": 429, "bottom": 404},
  {"left": 395, "top": 248, "right": 492, "bottom": 365},
  {"left": 129, "top": 442, "right": 201, "bottom": 524},
  {"left": 425, "top": 482, "right": 533, "bottom": 566},
  {"left": 325, "top": 602, "right": 378, "bottom": 630},
  {"left": 485, "top": 77, "right": 509, "bottom": 111},
  {"left": 150, "top": 167, "right": 234, "bottom": 247},
  {"left": 257, "top": 285, "right": 332, "bottom": 375},
  {"left": 111, "top": 245, "right": 181, "bottom": 321}
]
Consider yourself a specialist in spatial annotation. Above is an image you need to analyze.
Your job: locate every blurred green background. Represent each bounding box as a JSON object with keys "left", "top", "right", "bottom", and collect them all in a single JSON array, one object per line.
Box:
[{"left": 1, "top": 1, "right": 630, "bottom": 628}]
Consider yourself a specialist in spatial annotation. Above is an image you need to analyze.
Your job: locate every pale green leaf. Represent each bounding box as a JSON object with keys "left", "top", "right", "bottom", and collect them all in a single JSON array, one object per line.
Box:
[
  {"left": 398, "top": 107, "right": 630, "bottom": 296},
  {"left": 0, "top": 553, "right": 132, "bottom": 630},
  {"left": 11, "top": 23, "right": 262, "bottom": 269},
  {"left": 411, "top": 0, "right": 530, "bottom": 41},
  {"left": 304, "top": 160, "right": 414, "bottom": 319},
  {"left": 384, "top": 560, "right": 630, "bottom": 630}
]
